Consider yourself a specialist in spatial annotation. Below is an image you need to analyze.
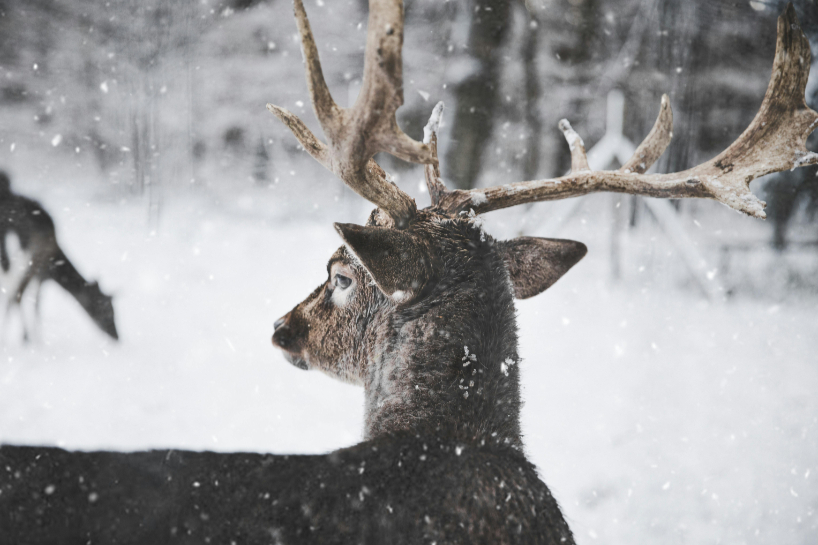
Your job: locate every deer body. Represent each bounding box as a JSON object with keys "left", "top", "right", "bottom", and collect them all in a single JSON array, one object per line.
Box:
[
  {"left": 0, "top": 211, "right": 581, "bottom": 544},
  {"left": 2, "top": 430, "right": 573, "bottom": 544},
  {"left": 0, "top": 172, "right": 118, "bottom": 341},
  {"left": 1, "top": 434, "right": 569, "bottom": 544}
]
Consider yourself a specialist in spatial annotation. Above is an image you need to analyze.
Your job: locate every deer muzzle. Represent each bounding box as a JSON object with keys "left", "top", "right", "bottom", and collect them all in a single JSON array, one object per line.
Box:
[{"left": 272, "top": 312, "right": 308, "bottom": 370}]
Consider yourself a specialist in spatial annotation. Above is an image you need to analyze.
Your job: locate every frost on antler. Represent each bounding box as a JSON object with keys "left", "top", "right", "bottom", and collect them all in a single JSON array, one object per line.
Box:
[
  {"left": 558, "top": 120, "right": 590, "bottom": 173},
  {"left": 437, "top": 4, "right": 818, "bottom": 220},
  {"left": 422, "top": 102, "right": 447, "bottom": 207},
  {"left": 267, "top": 0, "right": 441, "bottom": 228},
  {"left": 620, "top": 94, "right": 674, "bottom": 175}
]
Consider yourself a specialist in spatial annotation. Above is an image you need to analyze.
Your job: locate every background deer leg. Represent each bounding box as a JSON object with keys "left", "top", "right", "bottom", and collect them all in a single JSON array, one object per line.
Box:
[
  {"left": 1, "top": 299, "right": 14, "bottom": 344},
  {"left": 1, "top": 288, "right": 26, "bottom": 344},
  {"left": 13, "top": 269, "right": 35, "bottom": 343},
  {"left": 22, "top": 278, "right": 43, "bottom": 343}
]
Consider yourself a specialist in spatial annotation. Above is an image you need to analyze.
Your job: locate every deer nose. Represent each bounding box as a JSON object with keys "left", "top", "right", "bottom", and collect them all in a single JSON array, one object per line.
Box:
[
  {"left": 274, "top": 316, "right": 287, "bottom": 331},
  {"left": 272, "top": 313, "right": 294, "bottom": 349}
]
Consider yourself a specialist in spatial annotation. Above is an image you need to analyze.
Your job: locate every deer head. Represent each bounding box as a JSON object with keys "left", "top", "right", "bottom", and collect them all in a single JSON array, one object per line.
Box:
[
  {"left": 273, "top": 206, "right": 586, "bottom": 443},
  {"left": 268, "top": 1, "right": 817, "bottom": 442},
  {"left": 77, "top": 281, "right": 118, "bottom": 341}
]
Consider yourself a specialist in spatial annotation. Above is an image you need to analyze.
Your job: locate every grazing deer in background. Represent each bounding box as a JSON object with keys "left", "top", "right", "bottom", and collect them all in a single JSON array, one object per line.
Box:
[
  {"left": 0, "top": 171, "right": 118, "bottom": 341},
  {"left": 1, "top": 2, "right": 816, "bottom": 544}
]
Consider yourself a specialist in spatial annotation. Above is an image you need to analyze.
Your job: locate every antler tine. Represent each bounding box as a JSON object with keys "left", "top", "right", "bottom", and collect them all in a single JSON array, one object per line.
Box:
[
  {"left": 355, "top": 0, "right": 435, "bottom": 166},
  {"left": 558, "top": 120, "right": 591, "bottom": 173},
  {"left": 435, "top": 93, "right": 675, "bottom": 215},
  {"left": 266, "top": 104, "right": 331, "bottom": 169},
  {"left": 292, "top": 0, "right": 340, "bottom": 137},
  {"left": 438, "top": 3, "right": 818, "bottom": 220},
  {"left": 268, "top": 0, "right": 438, "bottom": 228},
  {"left": 620, "top": 94, "right": 673, "bottom": 175},
  {"left": 423, "top": 103, "right": 447, "bottom": 206}
]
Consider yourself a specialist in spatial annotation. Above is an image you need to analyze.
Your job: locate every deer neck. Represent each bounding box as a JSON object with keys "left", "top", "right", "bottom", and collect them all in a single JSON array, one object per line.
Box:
[
  {"left": 49, "top": 253, "right": 94, "bottom": 309},
  {"left": 362, "top": 241, "right": 523, "bottom": 449}
]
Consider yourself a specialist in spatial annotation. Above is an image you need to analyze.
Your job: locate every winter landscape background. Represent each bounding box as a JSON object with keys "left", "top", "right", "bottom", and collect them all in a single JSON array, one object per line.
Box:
[{"left": 1, "top": 0, "right": 817, "bottom": 543}]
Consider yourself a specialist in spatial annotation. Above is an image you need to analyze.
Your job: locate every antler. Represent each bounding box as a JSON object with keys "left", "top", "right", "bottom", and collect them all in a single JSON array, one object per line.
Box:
[
  {"left": 434, "top": 4, "right": 818, "bottom": 220},
  {"left": 267, "top": 0, "right": 439, "bottom": 228}
]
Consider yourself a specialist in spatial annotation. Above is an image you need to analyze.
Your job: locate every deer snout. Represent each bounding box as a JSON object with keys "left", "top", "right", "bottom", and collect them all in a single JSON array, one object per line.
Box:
[
  {"left": 272, "top": 313, "right": 293, "bottom": 348},
  {"left": 271, "top": 313, "right": 308, "bottom": 370}
]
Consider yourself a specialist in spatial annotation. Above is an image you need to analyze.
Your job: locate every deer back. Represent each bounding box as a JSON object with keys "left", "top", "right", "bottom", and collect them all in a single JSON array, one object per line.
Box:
[{"left": 0, "top": 434, "right": 574, "bottom": 545}]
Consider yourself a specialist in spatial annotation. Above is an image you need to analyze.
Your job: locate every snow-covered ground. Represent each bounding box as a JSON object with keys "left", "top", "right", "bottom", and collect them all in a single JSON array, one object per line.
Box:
[{"left": 0, "top": 164, "right": 816, "bottom": 545}]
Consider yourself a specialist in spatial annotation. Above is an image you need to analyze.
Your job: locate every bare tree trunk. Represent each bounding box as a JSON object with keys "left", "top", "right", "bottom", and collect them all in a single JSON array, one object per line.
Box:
[
  {"left": 0, "top": 1, "right": 11, "bottom": 64},
  {"left": 147, "top": 72, "right": 161, "bottom": 224},
  {"left": 253, "top": 136, "right": 270, "bottom": 185},
  {"left": 444, "top": 0, "right": 512, "bottom": 190},
  {"left": 185, "top": 2, "right": 197, "bottom": 187},
  {"left": 521, "top": 9, "right": 541, "bottom": 181},
  {"left": 131, "top": 109, "right": 145, "bottom": 194},
  {"left": 651, "top": 0, "right": 700, "bottom": 178}
]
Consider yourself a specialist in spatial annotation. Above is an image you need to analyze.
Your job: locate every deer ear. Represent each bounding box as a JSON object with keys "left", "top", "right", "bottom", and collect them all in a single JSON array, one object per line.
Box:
[
  {"left": 334, "top": 223, "right": 433, "bottom": 303},
  {"left": 497, "top": 237, "right": 587, "bottom": 299}
]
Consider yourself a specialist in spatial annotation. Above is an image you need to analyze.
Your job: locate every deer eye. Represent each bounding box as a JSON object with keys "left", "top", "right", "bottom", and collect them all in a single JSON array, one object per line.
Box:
[{"left": 333, "top": 274, "right": 352, "bottom": 290}]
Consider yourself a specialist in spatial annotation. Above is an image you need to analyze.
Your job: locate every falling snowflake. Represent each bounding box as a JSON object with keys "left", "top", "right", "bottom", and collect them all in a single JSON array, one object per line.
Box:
[
  {"left": 462, "top": 346, "right": 476, "bottom": 366},
  {"left": 500, "top": 357, "right": 515, "bottom": 377}
]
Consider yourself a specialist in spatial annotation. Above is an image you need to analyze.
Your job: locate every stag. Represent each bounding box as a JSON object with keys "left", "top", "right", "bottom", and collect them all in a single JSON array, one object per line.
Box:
[
  {"left": 0, "top": 171, "right": 118, "bottom": 342},
  {"left": 1, "top": 2, "right": 815, "bottom": 544}
]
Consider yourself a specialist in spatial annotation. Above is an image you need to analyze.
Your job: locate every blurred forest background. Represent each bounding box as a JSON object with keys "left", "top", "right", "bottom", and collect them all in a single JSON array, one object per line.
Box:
[
  {"left": 0, "top": 0, "right": 817, "bottom": 297},
  {"left": 1, "top": 2, "right": 817, "bottom": 544}
]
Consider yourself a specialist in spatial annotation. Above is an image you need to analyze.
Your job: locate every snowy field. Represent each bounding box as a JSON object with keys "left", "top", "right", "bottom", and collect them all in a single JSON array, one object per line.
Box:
[{"left": 0, "top": 162, "right": 816, "bottom": 545}]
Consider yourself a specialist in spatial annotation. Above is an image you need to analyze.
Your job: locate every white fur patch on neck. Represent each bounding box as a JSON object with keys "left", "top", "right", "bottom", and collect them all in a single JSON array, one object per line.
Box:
[{"left": 391, "top": 290, "right": 411, "bottom": 303}]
